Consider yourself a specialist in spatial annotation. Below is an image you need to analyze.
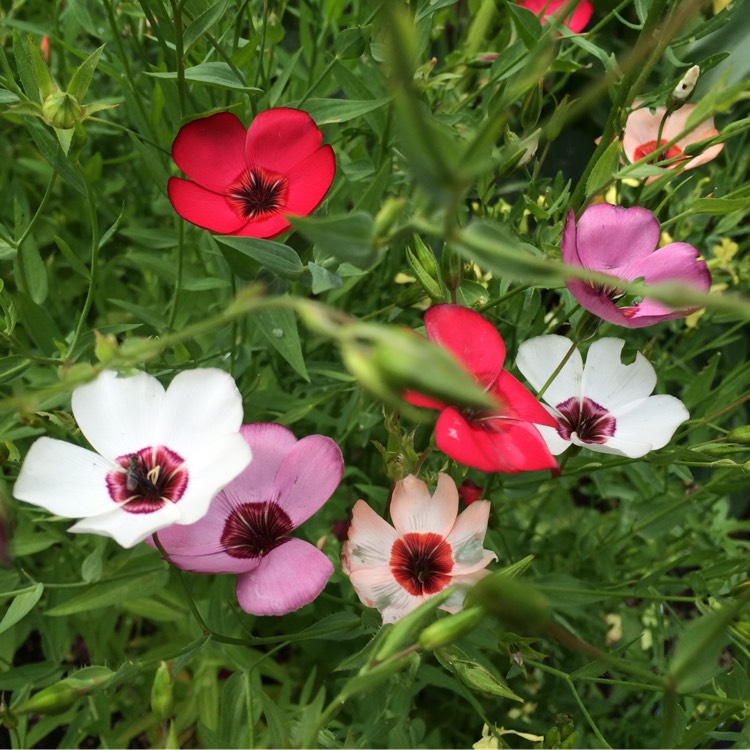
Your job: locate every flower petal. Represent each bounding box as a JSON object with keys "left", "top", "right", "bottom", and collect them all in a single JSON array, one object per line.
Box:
[
  {"left": 235, "top": 537, "right": 333, "bottom": 615},
  {"left": 516, "top": 334, "right": 584, "bottom": 408},
  {"left": 284, "top": 145, "right": 336, "bottom": 218},
  {"left": 492, "top": 371, "right": 560, "bottom": 427},
  {"left": 72, "top": 370, "right": 165, "bottom": 462},
  {"left": 245, "top": 108, "right": 325, "bottom": 176},
  {"left": 435, "top": 408, "right": 557, "bottom": 473},
  {"left": 564, "top": 279, "right": 630, "bottom": 326},
  {"left": 343, "top": 500, "right": 399, "bottom": 571},
  {"left": 167, "top": 177, "right": 247, "bottom": 234},
  {"left": 171, "top": 112, "right": 247, "bottom": 193},
  {"left": 612, "top": 395, "right": 689, "bottom": 451},
  {"left": 228, "top": 212, "right": 292, "bottom": 239},
  {"left": 623, "top": 106, "right": 663, "bottom": 163},
  {"left": 536, "top": 423, "right": 573, "bottom": 455},
  {"left": 581, "top": 338, "right": 657, "bottom": 410},
  {"left": 424, "top": 304, "right": 506, "bottom": 387},
  {"left": 14, "top": 438, "right": 114, "bottom": 517},
  {"left": 69, "top": 502, "right": 182, "bottom": 548},
  {"left": 571, "top": 433, "right": 653, "bottom": 458},
  {"left": 390, "top": 473, "right": 458, "bottom": 537},
  {"left": 445, "top": 500, "right": 498, "bottom": 572},
  {"left": 348, "top": 566, "right": 424, "bottom": 624},
  {"left": 625, "top": 242, "right": 711, "bottom": 289}
]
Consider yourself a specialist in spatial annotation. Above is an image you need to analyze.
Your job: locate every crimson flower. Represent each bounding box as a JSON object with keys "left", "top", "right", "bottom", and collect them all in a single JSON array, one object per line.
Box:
[
  {"left": 167, "top": 108, "right": 335, "bottom": 238},
  {"left": 405, "top": 305, "right": 558, "bottom": 474},
  {"left": 516, "top": 0, "right": 593, "bottom": 33}
]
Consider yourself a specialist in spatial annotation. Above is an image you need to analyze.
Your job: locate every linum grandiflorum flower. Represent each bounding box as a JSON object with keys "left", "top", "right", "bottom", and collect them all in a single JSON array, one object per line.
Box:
[
  {"left": 623, "top": 103, "right": 723, "bottom": 175},
  {"left": 516, "top": 0, "right": 593, "bottom": 33},
  {"left": 153, "top": 423, "right": 343, "bottom": 616},
  {"left": 516, "top": 335, "right": 689, "bottom": 457},
  {"left": 167, "top": 108, "right": 335, "bottom": 238},
  {"left": 342, "top": 473, "right": 497, "bottom": 624},
  {"left": 404, "top": 304, "right": 558, "bottom": 473},
  {"left": 14, "top": 370, "right": 251, "bottom": 548},
  {"left": 562, "top": 204, "right": 711, "bottom": 328}
]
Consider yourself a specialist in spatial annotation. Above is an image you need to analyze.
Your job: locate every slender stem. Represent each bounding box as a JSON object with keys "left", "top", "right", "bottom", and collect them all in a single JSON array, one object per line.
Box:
[
  {"left": 15, "top": 171, "right": 57, "bottom": 251},
  {"left": 537, "top": 338, "right": 578, "bottom": 399},
  {"left": 297, "top": 55, "right": 338, "bottom": 108},
  {"left": 169, "top": 0, "right": 186, "bottom": 116},
  {"left": 167, "top": 219, "right": 185, "bottom": 330}
]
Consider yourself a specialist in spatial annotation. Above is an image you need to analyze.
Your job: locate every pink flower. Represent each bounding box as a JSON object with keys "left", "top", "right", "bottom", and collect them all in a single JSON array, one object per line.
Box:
[
  {"left": 623, "top": 103, "right": 723, "bottom": 174},
  {"left": 404, "top": 305, "right": 558, "bottom": 473},
  {"left": 167, "top": 108, "right": 335, "bottom": 238},
  {"left": 516, "top": 0, "right": 593, "bottom": 33},
  {"left": 153, "top": 423, "right": 343, "bottom": 616},
  {"left": 342, "top": 473, "right": 497, "bottom": 623},
  {"left": 562, "top": 204, "right": 711, "bottom": 327}
]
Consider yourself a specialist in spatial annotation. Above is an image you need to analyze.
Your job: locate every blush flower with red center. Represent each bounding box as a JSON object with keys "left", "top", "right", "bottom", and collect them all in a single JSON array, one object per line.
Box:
[
  {"left": 516, "top": 335, "right": 689, "bottom": 457},
  {"left": 342, "top": 473, "right": 497, "bottom": 624},
  {"left": 516, "top": 0, "right": 593, "bottom": 33},
  {"left": 561, "top": 204, "right": 711, "bottom": 327},
  {"left": 14, "top": 369, "right": 251, "bottom": 548},
  {"left": 153, "top": 423, "right": 343, "bottom": 616},
  {"left": 167, "top": 108, "right": 335, "bottom": 238},
  {"left": 404, "top": 304, "right": 558, "bottom": 473},
  {"left": 623, "top": 102, "right": 723, "bottom": 175}
]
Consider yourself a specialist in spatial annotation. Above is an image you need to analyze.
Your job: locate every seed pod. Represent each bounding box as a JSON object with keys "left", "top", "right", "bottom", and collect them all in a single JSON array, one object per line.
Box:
[
  {"left": 41, "top": 91, "right": 82, "bottom": 129},
  {"left": 150, "top": 661, "right": 174, "bottom": 721},
  {"left": 418, "top": 606, "right": 485, "bottom": 651}
]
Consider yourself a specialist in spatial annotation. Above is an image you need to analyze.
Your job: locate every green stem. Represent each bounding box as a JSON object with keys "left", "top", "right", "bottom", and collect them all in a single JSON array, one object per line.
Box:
[
  {"left": 169, "top": 0, "right": 186, "bottom": 116},
  {"left": 15, "top": 171, "right": 57, "bottom": 252},
  {"left": 167, "top": 219, "right": 185, "bottom": 330},
  {"left": 297, "top": 55, "right": 338, "bottom": 108},
  {"left": 537, "top": 338, "right": 578, "bottom": 399}
]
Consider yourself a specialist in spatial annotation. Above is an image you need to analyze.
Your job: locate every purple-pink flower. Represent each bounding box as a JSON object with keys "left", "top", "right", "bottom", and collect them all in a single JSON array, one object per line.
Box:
[
  {"left": 562, "top": 204, "right": 711, "bottom": 328},
  {"left": 153, "top": 423, "right": 343, "bottom": 616}
]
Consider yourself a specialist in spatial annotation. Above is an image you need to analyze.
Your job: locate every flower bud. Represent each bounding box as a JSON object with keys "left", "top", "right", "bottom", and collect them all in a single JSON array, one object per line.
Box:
[
  {"left": 150, "top": 661, "right": 174, "bottom": 721},
  {"left": 42, "top": 91, "right": 82, "bottom": 129},
  {"left": 671, "top": 65, "right": 700, "bottom": 106},
  {"left": 418, "top": 606, "right": 485, "bottom": 650},
  {"left": 440, "top": 244, "right": 464, "bottom": 293},
  {"left": 14, "top": 666, "right": 114, "bottom": 715},
  {"left": 405, "top": 237, "right": 445, "bottom": 302},
  {"left": 465, "top": 574, "right": 550, "bottom": 634},
  {"left": 727, "top": 426, "right": 750, "bottom": 444},
  {"left": 458, "top": 479, "right": 483, "bottom": 505}
]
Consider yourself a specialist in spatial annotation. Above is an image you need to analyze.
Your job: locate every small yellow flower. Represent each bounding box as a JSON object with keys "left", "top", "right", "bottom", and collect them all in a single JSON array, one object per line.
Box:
[{"left": 659, "top": 230, "right": 673, "bottom": 247}]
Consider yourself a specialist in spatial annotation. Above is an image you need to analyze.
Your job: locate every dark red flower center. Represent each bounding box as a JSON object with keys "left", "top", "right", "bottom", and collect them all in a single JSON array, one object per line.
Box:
[
  {"left": 220, "top": 501, "right": 294, "bottom": 559},
  {"left": 633, "top": 139, "right": 684, "bottom": 164},
  {"left": 555, "top": 396, "right": 616, "bottom": 444},
  {"left": 389, "top": 532, "right": 453, "bottom": 596},
  {"left": 106, "top": 446, "right": 189, "bottom": 514},
  {"left": 226, "top": 167, "right": 288, "bottom": 220}
]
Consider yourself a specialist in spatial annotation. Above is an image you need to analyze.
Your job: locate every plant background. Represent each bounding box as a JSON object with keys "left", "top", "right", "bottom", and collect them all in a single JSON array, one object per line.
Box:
[{"left": 1, "top": 0, "right": 750, "bottom": 747}]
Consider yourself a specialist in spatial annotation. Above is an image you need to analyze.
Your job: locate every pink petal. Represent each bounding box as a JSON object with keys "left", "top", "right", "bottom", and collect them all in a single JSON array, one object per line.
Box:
[
  {"left": 684, "top": 143, "right": 724, "bottom": 170},
  {"left": 564, "top": 278, "right": 633, "bottom": 326},
  {"left": 424, "top": 304, "right": 506, "bottom": 387},
  {"left": 390, "top": 473, "right": 458, "bottom": 538},
  {"left": 491, "top": 371, "right": 559, "bottom": 427},
  {"left": 623, "top": 106, "right": 663, "bottom": 162},
  {"left": 560, "top": 210, "right": 580, "bottom": 265},
  {"left": 171, "top": 112, "right": 247, "bottom": 193},
  {"left": 235, "top": 537, "right": 333, "bottom": 615},
  {"left": 167, "top": 178, "right": 246, "bottom": 234},
  {"left": 347, "top": 565, "right": 423, "bottom": 624},
  {"left": 435, "top": 407, "right": 557, "bottom": 473},
  {"left": 283, "top": 145, "right": 336, "bottom": 218},
  {"left": 342, "top": 499, "right": 399, "bottom": 572},
  {"left": 245, "top": 107, "right": 326, "bottom": 176}
]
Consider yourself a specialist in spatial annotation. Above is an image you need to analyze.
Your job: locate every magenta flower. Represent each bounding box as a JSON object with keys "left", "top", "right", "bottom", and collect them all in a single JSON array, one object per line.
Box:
[
  {"left": 562, "top": 204, "right": 711, "bottom": 328},
  {"left": 153, "top": 423, "right": 343, "bottom": 616},
  {"left": 167, "top": 108, "right": 335, "bottom": 238}
]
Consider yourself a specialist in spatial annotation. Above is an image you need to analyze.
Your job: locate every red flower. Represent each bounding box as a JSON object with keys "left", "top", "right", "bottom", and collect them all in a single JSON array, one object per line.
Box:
[
  {"left": 405, "top": 305, "right": 558, "bottom": 474},
  {"left": 458, "top": 478, "right": 484, "bottom": 505},
  {"left": 167, "top": 108, "right": 335, "bottom": 238},
  {"left": 516, "top": 0, "right": 593, "bottom": 33}
]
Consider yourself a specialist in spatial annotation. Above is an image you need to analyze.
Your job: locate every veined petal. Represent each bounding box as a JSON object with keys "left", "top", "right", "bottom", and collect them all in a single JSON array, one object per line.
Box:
[
  {"left": 612, "top": 395, "right": 689, "bottom": 451},
  {"left": 343, "top": 500, "right": 398, "bottom": 571},
  {"left": 348, "top": 566, "right": 425, "bottom": 624},
  {"left": 424, "top": 305, "right": 506, "bottom": 387},
  {"left": 624, "top": 242, "right": 711, "bottom": 289},
  {"left": 171, "top": 112, "right": 247, "bottom": 193},
  {"left": 445, "top": 500, "right": 496, "bottom": 570},
  {"left": 236, "top": 538, "right": 333, "bottom": 615},
  {"left": 390, "top": 473, "right": 458, "bottom": 538},
  {"left": 582, "top": 339, "right": 656, "bottom": 411},
  {"left": 443, "top": 570, "right": 491, "bottom": 612},
  {"left": 168, "top": 178, "right": 247, "bottom": 234},
  {"left": 72, "top": 370, "right": 164, "bottom": 462},
  {"left": 516, "top": 335, "right": 584, "bottom": 408},
  {"left": 69, "top": 502, "right": 182, "bottom": 548},
  {"left": 564, "top": 278, "right": 630, "bottom": 326},
  {"left": 14, "top": 438, "right": 114, "bottom": 517},
  {"left": 284, "top": 145, "right": 336, "bottom": 218},
  {"left": 623, "top": 106, "right": 663, "bottom": 163}
]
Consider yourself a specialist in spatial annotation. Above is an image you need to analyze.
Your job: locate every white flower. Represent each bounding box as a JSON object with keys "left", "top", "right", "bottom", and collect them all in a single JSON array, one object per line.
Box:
[
  {"left": 515, "top": 336, "right": 689, "bottom": 458},
  {"left": 14, "top": 369, "right": 252, "bottom": 548}
]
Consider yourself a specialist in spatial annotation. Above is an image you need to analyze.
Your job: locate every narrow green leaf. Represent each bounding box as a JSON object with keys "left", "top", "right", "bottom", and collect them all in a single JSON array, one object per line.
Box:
[
  {"left": 27, "top": 33, "right": 55, "bottom": 100},
  {"left": 67, "top": 44, "right": 105, "bottom": 101},
  {"left": 585, "top": 138, "right": 621, "bottom": 198},
  {"left": 0, "top": 583, "right": 44, "bottom": 635},
  {"left": 691, "top": 197, "right": 750, "bottom": 215},
  {"left": 12, "top": 31, "right": 39, "bottom": 101},
  {"left": 296, "top": 97, "right": 390, "bottom": 125},
  {"left": 0, "top": 88, "right": 20, "bottom": 104},
  {"left": 183, "top": 0, "right": 229, "bottom": 53},
  {"left": 308, "top": 261, "right": 343, "bottom": 294},
  {"left": 254, "top": 304, "right": 309, "bottom": 381},
  {"left": 54, "top": 235, "right": 90, "bottom": 279},
  {"left": 290, "top": 212, "right": 378, "bottom": 268},
  {"left": 15, "top": 292, "right": 63, "bottom": 354},
  {"left": 16, "top": 241, "right": 48, "bottom": 304},
  {"left": 147, "top": 62, "right": 260, "bottom": 92},
  {"left": 215, "top": 235, "right": 304, "bottom": 280}
]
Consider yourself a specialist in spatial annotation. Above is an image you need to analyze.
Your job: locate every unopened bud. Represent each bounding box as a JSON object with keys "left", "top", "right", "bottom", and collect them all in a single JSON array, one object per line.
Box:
[
  {"left": 670, "top": 65, "right": 699, "bottom": 106},
  {"left": 440, "top": 244, "right": 464, "bottom": 293},
  {"left": 406, "top": 237, "right": 445, "bottom": 302},
  {"left": 727, "top": 426, "right": 750, "bottom": 444},
  {"left": 465, "top": 574, "right": 550, "bottom": 634},
  {"left": 42, "top": 91, "right": 82, "bottom": 129},
  {"left": 94, "top": 330, "right": 118, "bottom": 364},
  {"left": 418, "top": 606, "right": 485, "bottom": 650},
  {"left": 458, "top": 479, "right": 483, "bottom": 505},
  {"left": 150, "top": 661, "right": 174, "bottom": 721}
]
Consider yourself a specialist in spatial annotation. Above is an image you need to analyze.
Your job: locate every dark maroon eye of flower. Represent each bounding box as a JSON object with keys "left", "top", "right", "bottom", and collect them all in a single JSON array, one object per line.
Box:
[
  {"left": 389, "top": 532, "right": 453, "bottom": 596},
  {"left": 221, "top": 502, "right": 294, "bottom": 559},
  {"left": 226, "top": 167, "right": 288, "bottom": 220},
  {"left": 555, "top": 396, "right": 616, "bottom": 444},
  {"left": 106, "top": 446, "right": 189, "bottom": 514}
]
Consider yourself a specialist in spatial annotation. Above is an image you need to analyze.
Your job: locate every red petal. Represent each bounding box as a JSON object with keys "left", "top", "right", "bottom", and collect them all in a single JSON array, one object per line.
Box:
[
  {"left": 229, "top": 212, "right": 291, "bottom": 239},
  {"left": 172, "top": 112, "right": 247, "bottom": 193},
  {"left": 284, "top": 145, "right": 336, "bottom": 217},
  {"left": 403, "top": 390, "right": 446, "bottom": 410},
  {"left": 167, "top": 177, "right": 246, "bottom": 234},
  {"left": 424, "top": 305, "right": 505, "bottom": 388},
  {"left": 492, "top": 372, "right": 558, "bottom": 427},
  {"left": 435, "top": 408, "right": 557, "bottom": 473},
  {"left": 245, "top": 107, "right": 325, "bottom": 176}
]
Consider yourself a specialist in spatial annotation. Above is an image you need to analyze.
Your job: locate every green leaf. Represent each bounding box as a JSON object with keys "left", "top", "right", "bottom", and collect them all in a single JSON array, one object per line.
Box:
[
  {"left": 254, "top": 304, "right": 309, "bottom": 381},
  {"left": 691, "top": 197, "right": 750, "bottom": 215},
  {"left": 54, "top": 235, "right": 90, "bottom": 279},
  {"left": 586, "top": 138, "right": 621, "bottom": 198},
  {"left": 15, "top": 292, "right": 63, "bottom": 354},
  {"left": 506, "top": 3, "right": 543, "bottom": 48},
  {"left": 296, "top": 97, "right": 391, "bottom": 125},
  {"left": 290, "top": 212, "right": 379, "bottom": 268},
  {"left": 0, "top": 583, "right": 44, "bottom": 635},
  {"left": 215, "top": 235, "right": 304, "bottom": 280},
  {"left": 183, "top": 0, "right": 229, "bottom": 53},
  {"left": 27, "top": 33, "right": 55, "bottom": 100},
  {"left": 13, "top": 31, "right": 39, "bottom": 101},
  {"left": 0, "top": 88, "right": 20, "bottom": 104},
  {"left": 147, "top": 62, "right": 260, "bottom": 92},
  {"left": 308, "top": 261, "right": 343, "bottom": 294},
  {"left": 67, "top": 44, "right": 105, "bottom": 101},
  {"left": 16, "top": 241, "right": 48, "bottom": 304}
]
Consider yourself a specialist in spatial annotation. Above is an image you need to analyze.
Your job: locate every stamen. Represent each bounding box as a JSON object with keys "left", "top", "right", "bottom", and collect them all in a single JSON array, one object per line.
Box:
[{"left": 226, "top": 167, "right": 288, "bottom": 220}]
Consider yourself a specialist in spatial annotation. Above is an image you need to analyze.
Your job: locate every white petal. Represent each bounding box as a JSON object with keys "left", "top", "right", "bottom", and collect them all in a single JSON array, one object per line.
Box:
[
  {"left": 536, "top": 423, "right": 572, "bottom": 456},
  {"left": 516, "top": 335, "right": 584, "bottom": 407},
  {"left": 154, "top": 369, "right": 244, "bottom": 461},
  {"left": 72, "top": 370, "right": 165, "bottom": 462},
  {"left": 571, "top": 434, "right": 652, "bottom": 458},
  {"left": 14, "top": 438, "right": 115, "bottom": 517},
  {"left": 347, "top": 566, "right": 424, "bottom": 624},
  {"left": 445, "top": 500, "right": 496, "bottom": 570},
  {"left": 612, "top": 395, "right": 689, "bottom": 451},
  {"left": 174, "top": 432, "right": 252, "bottom": 525},
  {"left": 582, "top": 339, "right": 656, "bottom": 411},
  {"left": 69, "top": 502, "right": 182, "bottom": 548},
  {"left": 443, "top": 570, "right": 492, "bottom": 612},
  {"left": 390, "top": 473, "right": 457, "bottom": 537},
  {"left": 343, "top": 500, "right": 398, "bottom": 571}
]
